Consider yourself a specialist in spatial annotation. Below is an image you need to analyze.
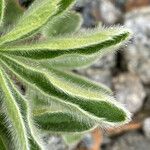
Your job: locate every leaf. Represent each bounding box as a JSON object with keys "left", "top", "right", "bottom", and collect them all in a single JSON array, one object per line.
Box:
[
  {"left": 33, "top": 110, "right": 94, "bottom": 132},
  {"left": 9, "top": 53, "right": 101, "bottom": 70},
  {"left": 4, "top": 0, "right": 24, "bottom": 26},
  {"left": 0, "top": 27, "right": 132, "bottom": 60},
  {"left": 54, "top": 0, "right": 75, "bottom": 16},
  {"left": 0, "top": 68, "right": 42, "bottom": 149},
  {"left": 46, "top": 68, "right": 113, "bottom": 97},
  {"left": 0, "top": 0, "right": 61, "bottom": 45},
  {"left": 0, "top": 114, "right": 12, "bottom": 150},
  {"left": 0, "top": 69, "right": 30, "bottom": 150},
  {"left": 27, "top": 86, "right": 96, "bottom": 133},
  {"left": 0, "top": 0, "right": 5, "bottom": 26},
  {"left": 43, "top": 11, "right": 82, "bottom": 37},
  {"left": 62, "top": 134, "right": 83, "bottom": 145},
  {"left": 0, "top": 55, "right": 131, "bottom": 126}
]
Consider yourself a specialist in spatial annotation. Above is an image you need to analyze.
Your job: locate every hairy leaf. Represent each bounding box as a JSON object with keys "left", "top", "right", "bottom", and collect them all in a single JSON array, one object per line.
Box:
[
  {"left": 27, "top": 86, "right": 97, "bottom": 133},
  {"left": 0, "top": 55, "right": 131, "bottom": 126},
  {"left": 0, "top": 0, "right": 61, "bottom": 45},
  {"left": 62, "top": 134, "right": 83, "bottom": 145},
  {"left": 0, "top": 68, "right": 42, "bottom": 149},
  {"left": 43, "top": 11, "right": 82, "bottom": 37},
  {"left": 0, "top": 114, "right": 12, "bottom": 150},
  {"left": 4, "top": 0, "right": 24, "bottom": 26},
  {"left": 0, "top": 69, "right": 29, "bottom": 150},
  {"left": 9, "top": 53, "right": 101, "bottom": 70},
  {"left": 0, "top": 0, "right": 5, "bottom": 26},
  {"left": 0, "top": 27, "right": 132, "bottom": 60},
  {"left": 0, "top": 0, "right": 132, "bottom": 148},
  {"left": 27, "top": 86, "right": 96, "bottom": 133},
  {"left": 33, "top": 110, "right": 93, "bottom": 132},
  {"left": 45, "top": 67, "right": 112, "bottom": 97}
]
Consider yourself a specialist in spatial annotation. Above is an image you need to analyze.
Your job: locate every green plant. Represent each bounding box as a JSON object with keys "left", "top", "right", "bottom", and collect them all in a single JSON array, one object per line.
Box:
[{"left": 0, "top": 0, "right": 132, "bottom": 149}]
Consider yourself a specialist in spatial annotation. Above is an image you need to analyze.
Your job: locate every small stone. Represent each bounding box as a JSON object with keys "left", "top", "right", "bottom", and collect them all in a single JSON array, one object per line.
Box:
[
  {"left": 143, "top": 118, "right": 150, "bottom": 139},
  {"left": 113, "top": 73, "right": 146, "bottom": 113},
  {"left": 43, "top": 135, "right": 67, "bottom": 150},
  {"left": 75, "top": 0, "right": 100, "bottom": 28},
  {"left": 100, "top": 0, "right": 122, "bottom": 24}
]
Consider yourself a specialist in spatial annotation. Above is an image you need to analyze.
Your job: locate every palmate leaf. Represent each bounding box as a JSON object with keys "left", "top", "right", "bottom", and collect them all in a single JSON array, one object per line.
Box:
[
  {"left": 0, "top": 0, "right": 5, "bottom": 26},
  {"left": 0, "top": 55, "right": 131, "bottom": 126},
  {"left": 0, "top": 68, "right": 41, "bottom": 150},
  {"left": 0, "top": 0, "right": 75, "bottom": 45},
  {"left": 0, "top": 0, "right": 132, "bottom": 149},
  {"left": 43, "top": 11, "right": 82, "bottom": 37},
  {"left": 0, "top": 27, "right": 131, "bottom": 59}
]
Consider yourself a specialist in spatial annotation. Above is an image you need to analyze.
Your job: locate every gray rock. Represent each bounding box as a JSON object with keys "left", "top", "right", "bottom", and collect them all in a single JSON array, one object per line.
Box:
[
  {"left": 99, "top": 0, "right": 122, "bottom": 24},
  {"left": 76, "top": 0, "right": 100, "bottom": 28},
  {"left": 80, "top": 133, "right": 93, "bottom": 149},
  {"left": 125, "top": 8, "right": 150, "bottom": 84},
  {"left": 143, "top": 87, "right": 150, "bottom": 110},
  {"left": 113, "top": 73, "right": 146, "bottom": 113},
  {"left": 76, "top": 0, "right": 122, "bottom": 27},
  {"left": 43, "top": 135, "right": 68, "bottom": 150},
  {"left": 104, "top": 131, "right": 150, "bottom": 150},
  {"left": 143, "top": 118, "right": 150, "bottom": 139}
]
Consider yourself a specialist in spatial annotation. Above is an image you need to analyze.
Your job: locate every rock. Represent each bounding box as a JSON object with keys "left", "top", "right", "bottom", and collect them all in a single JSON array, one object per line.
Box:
[
  {"left": 76, "top": 0, "right": 122, "bottom": 27},
  {"left": 113, "top": 73, "right": 146, "bottom": 113},
  {"left": 143, "top": 87, "right": 150, "bottom": 111},
  {"left": 143, "top": 118, "right": 150, "bottom": 139},
  {"left": 104, "top": 131, "right": 150, "bottom": 150},
  {"left": 76, "top": 68, "right": 112, "bottom": 88},
  {"left": 125, "top": 8, "right": 150, "bottom": 84},
  {"left": 75, "top": 0, "right": 100, "bottom": 28},
  {"left": 99, "top": 0, "right": 122, "bottom": 24},
  {"left": 43, "top": 135, "right": 68, "bottom": 150},
  {"left": 80, "top": 133, "right": 93, "bottom": 149}
]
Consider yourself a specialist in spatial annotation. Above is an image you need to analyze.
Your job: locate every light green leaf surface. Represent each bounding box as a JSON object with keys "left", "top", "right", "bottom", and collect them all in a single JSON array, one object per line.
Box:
[
  {"left": 0, "top": 0, "right": 5, "bottom": 26},
  {"left": 0, "top": 114, "right": 11, "bottom": 150},
  {"left": 63, "top": 134, "right": 83, "bottom": 145},
  {"left": 0, "top": 68, "right": 41, "bottom": 150},
  {"left": 4, "top": 0, "right": 24, "bottom": 26},
  {"left": 0, "top": 0, "right": 61, "bottom": 45},
  {"left": 9, "top": 53, "right": 101, "bottom": 70},
  {"left": 43, "top": 11, "right": 82, "bottom": 37},
  {"left": 0, "top": 27, "right": 132, "bottom": 60},
  {"left": 0, "top": 69, "right": 29, "bottom": 150}
]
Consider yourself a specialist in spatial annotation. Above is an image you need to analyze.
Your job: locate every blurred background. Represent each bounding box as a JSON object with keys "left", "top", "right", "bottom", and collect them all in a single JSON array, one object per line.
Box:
[{"left": 9, "top": 0, "right": 150, "bottom": 149}]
